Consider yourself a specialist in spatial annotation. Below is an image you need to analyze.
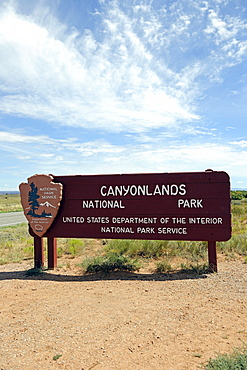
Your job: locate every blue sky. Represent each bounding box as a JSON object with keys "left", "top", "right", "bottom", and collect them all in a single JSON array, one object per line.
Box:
[{"left": 0, "top": 0, "right": 247, "bottom": 191}]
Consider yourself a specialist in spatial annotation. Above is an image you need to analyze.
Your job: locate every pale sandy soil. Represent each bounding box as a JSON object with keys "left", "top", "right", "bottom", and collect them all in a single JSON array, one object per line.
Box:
[{"left": 0, "top": 256, "right": 246, "bottom": 370}]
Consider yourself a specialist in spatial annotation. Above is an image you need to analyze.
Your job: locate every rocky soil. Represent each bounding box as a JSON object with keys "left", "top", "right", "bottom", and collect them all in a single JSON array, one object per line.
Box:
[{"left": 0, "top": 257, "right": 246, "bottom": 370}]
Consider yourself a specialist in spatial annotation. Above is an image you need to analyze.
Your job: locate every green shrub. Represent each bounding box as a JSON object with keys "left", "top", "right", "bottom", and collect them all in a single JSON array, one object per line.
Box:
[
  {"left": 67, "top": 238, "right": 84, "bottom": 257},
  {"left": 170, "top": 240, "right": 207, "bottom": 261},
  {"left": 54, "top": 238, "right": 85, "bottom": 258},
  {"left": 155, "top": 260, "right": 172, "bottom": 273},
  {"left": 180, "top": 263, "right": 210, "bottom": 274},
  {"left": 106, "top": 239, "right": 171, "bottom": 258},
  {"left": 203, "top": 347, "right": 247, "bottom": 369},
  {"left": 81, "top": 253, "right": 140, "bottom": 274},
  {"left": 218, "top": 234, "right": 247, "bottom": 256},
  {"left": 104, "top": 239, "right": 134, "bottom": 255},
  {"left": 231, "top": 190, "right": 247, "bottom": 200},
  {"left": 24, "top": 267, "right": 44, "bottom": 276}
]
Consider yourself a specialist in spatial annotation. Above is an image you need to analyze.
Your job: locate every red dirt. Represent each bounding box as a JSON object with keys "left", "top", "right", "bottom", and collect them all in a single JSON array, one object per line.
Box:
[{"left": 0, "top": 257, "right": 246, "bottom": 370}]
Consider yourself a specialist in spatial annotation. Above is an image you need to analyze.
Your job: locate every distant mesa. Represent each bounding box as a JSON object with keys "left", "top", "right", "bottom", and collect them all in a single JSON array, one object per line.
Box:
[{"left": 39, "top": 201, "right": 56, "bottom": 208}]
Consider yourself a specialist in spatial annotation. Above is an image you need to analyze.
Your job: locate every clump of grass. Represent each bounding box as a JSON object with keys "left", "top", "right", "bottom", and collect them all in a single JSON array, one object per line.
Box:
[
  {"left": 63, "top": 238, "right": 85, "bottom": 257},
  {"left": 203, "top": 346, "right": 247, "bottom": 369},
  {"left": 81, "top": 253, "right": 141, "bottom": 274},
  {"left": 56, "top": 238, "right": 94, "bottom": 258},
  {"left": 155, "top": 259, "right": 172, "bottom": 273},
  {"left": 218, "top": 234, "right": 247, "bottom": 256},
  {"left": 180, "top": 262, "right": 210, "bottom": 275},
  {"left": 57, "top": 246, "right": 64, "bottom": 258},
  {"left": 193, "top": 353, "right": 202, "bottom": 358},
  {"left": 24, "top": 267, "right": 44, "bottom": 276},
  {"left": 169, "top": 240, "right": 208, "bottom": 261},
  {"left": 53, "top": 354, "right": 62, "bottom": 361}
]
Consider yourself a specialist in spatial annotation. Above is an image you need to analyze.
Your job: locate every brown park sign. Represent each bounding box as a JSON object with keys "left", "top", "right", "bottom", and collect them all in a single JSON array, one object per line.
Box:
[
  {"left": 23, "top": 170, "right": 231, "bottom": 242},
  {"left": 19, "top": 174, "right": 63, "bottom": 237}
]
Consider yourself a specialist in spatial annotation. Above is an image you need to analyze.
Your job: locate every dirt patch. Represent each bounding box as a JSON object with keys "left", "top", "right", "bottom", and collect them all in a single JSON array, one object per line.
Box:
[{"left": 0, "top": 257, "right": 246, "bottom": 370}]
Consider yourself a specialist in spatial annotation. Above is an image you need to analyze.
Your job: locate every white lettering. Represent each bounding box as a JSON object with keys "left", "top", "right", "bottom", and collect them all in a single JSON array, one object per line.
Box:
[
  {"left": 171, "top": 184, "right": 178, "bottom": 195},
  {"left": 138, "top": 185, "right": 146, "bottom": 196},
  {"left": 189, "top": 217, "right": 223, "bottom": 224},
  {"left": 179, "top": 184, "right": 186, "bottom": 195},
  {"left": 100, "top": 186, "right": 107, "bottom": 196},
  {"left": 62, "top": 217, "right": 85, "bottom": 223},
  {"left": 153, "top": 184, "right": 162, "bottom": 195},
  {"left": 99, "top": 183, "right": 187, "bottom": 196},
  {"left": 82, "top": 200, "right": 125, "bottom": 209},
  {"left": 123, "top": 185, "right": 130, "bottom": 196},
  {"left": 87, "top": 217, "right": 109, "bottom": 223},
  {"left": 146, "top": 185, "right": 153, "bottom": 196},
  {"left": 162, "top": 184, "right": 169, "bottom": 195},
  {"left": 158, "top": 227, "right": 187, "bottom": 235},
  {"left": 101, "top": 226, "right": 134, "bottom": 233},
  {"left": 107, "top": 186, "right": 115, "bottom": 196},
  {"left": 137, "top": 227, "right": 155, "bottom": 234},
  {"left": 178, "top": 199, "right": 203, "bottom": 208},
  {"left": 112, "top": 217, "right": 157, "bottom": 224},
  {"left": 130, "top": 185, "right": 138, "bottom": 196},
  {"left": 160, "top": 217, "right": 170, "bottom": 224},
  {"left": 40, "top": 187, "right": 57, "bottom": 192},
  {"left": 115, "top": 186, "right": 123, "bottom": 196},
  {"left": 41, "top": 195, "right": 57, "bottom": 199},
  {"left": 172, "top": 217, "right": 186, "bottom": 224}
]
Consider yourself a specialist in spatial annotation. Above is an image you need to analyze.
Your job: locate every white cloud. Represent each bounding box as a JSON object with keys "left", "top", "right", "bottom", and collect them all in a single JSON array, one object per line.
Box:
[
  {"left": 229, "top": 140, "right": 247, "bottom": 148},
  {"left": 64, "top": 139, "right": 125, "bottom": 157},
  {"left": 0, "top": 131, "right": 61, "bottom": 144},
  {"left": 1, "top": 128, "right": 246, "bottom": 177},
  {"left": 1, "top": 1, "right": 247, "bottom": 135},
  {"left": 204, "top": 9, "right": 235, "bottom": 42},
  {"left": 0, "top": 3, "right": 200, "bottom": 133},
  {"left": 1, "top": 128, "right": 247, "bottom": 190}
]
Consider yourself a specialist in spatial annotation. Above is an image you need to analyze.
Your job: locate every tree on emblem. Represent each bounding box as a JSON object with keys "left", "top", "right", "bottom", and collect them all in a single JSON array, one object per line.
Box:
[
  {"left": 27, "top": 182, "right": 40, "bottom": 216},
  {"left": 27, "top": 182, "right": 52, "bottom": 218}
]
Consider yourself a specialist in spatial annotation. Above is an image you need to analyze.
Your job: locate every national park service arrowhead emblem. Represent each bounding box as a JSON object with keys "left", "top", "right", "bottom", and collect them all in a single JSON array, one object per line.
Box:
[{"left": 19, "top": 174, "right": 63, "bottom": 237}]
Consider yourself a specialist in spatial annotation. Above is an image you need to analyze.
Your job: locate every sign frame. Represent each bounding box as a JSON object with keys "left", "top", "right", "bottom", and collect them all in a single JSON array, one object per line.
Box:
[{"left": 20, "top": 170, "right": 232, "bottom": 272}]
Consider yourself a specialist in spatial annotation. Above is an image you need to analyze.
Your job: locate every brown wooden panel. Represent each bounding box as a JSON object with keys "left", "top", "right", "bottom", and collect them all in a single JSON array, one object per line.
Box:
[
  {"left": 59, "top": 182, "right": 230, "bottom": 200},
  {"left": 29, "top": 171, "right": 231, "bottom": 242},
  {"left": 53, "top": 171, "right": 229, "bottom": 186},
  {"left": 54, "top": 197, "right": 230, "bottom": 216},
  {"left": 41, "top": 223, "right": 231, "bottom": 241}
]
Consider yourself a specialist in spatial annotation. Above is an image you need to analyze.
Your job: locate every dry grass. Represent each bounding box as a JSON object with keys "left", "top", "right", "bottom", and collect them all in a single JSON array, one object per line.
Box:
[
  {"left": 0, "top": 223, "right": 33, "bottom": 264},
  {"left": 0, "top": 193, "right": 246, "bottom": 269},
  {"left": 0, "top": 193, "right": 22, "bottom": 213}
]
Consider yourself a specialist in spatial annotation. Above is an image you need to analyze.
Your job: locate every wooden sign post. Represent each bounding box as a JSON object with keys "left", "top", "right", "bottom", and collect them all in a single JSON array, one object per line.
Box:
[{"left": 21, "top": 170, "right": 231, "bottom": 272}]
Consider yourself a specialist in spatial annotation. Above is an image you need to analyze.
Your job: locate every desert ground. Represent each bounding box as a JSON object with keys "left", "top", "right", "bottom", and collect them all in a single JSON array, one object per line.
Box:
[{"left": 0, "top": 256, "right": 246, "bottom": 370}]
